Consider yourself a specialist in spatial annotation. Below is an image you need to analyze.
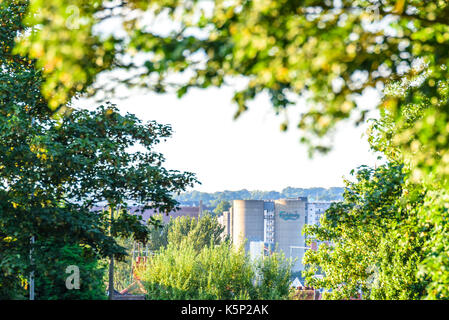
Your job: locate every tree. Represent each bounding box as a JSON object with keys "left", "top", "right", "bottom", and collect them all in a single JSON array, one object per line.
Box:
[
  {"left": 33, "top": 239, "right": 106, "bottom": 300},
  {"left": 167, "top": 215, "right": 225, "bottom": 252},
  {"left": 213, "top": 200, "right": 231, "bottom": 216},
  {"left": 175, "top": 187, "right": 344, "bottom": 205},
  {"left": 146, "top": 214, "right": 171, "bottom": 252},
  {"left": 0, "top": 1, "right": 198, "bottom": 299},
  {"left": 366, "top": 74, "right": 449, "bottom": 299},
  {"left": 303, "top": 163, "right": 428, "bottom": 299},
  {"left": 0, "top": 101, "right": 197, "bottom": 299},
  {"left": 301, "top": 66, "right": 449, "bottom": 299},
  {"left": 15, "top": 1, "right": 449, "bottom": 153}
]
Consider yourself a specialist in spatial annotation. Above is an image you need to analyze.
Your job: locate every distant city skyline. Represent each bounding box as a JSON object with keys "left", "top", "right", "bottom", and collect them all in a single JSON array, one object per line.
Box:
[{"left": 75, "top": 85, "right": 381, "bottom": 193}]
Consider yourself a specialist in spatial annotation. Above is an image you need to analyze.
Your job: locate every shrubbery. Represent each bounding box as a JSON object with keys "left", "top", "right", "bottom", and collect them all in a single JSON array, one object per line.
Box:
[{"left": 136, "top": 237, "right": 293, "bottom": 300}]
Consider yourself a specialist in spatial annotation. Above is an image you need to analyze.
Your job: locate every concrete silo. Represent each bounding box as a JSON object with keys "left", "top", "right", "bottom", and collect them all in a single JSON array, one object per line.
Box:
[
  {"left": 232, "top": 200, "right": 265, "bottom": 251},
  {"left": 222, "top": 210, "right": 231, "bottom": 237},
  {"left": 229, "top": 206, "right": 234, "bottom": 241},
  {"left": 274, "top": 198, "right": 307, "bottom": 272}
]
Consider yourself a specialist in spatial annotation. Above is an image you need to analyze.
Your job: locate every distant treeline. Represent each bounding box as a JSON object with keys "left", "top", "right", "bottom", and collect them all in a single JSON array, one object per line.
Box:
[{"left": 175, "top": 187, "right": 344, "bottom": 206}]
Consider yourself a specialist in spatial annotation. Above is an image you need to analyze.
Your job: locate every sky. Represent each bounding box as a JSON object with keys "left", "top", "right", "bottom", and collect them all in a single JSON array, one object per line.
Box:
[
  {"left": 75, "top": 84, "right": 381, "bottom": 193},
  {"left": 75, "top": 9, "right": 383, "bottom": 193}
]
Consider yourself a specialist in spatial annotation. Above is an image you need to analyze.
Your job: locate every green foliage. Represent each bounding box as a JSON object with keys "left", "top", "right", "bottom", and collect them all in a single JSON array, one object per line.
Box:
[
  {"left": 415, "top": 191, "right": 449, "bottom": 299},
  {"left": 134, "top": 214, "right": 292, "bottom": 299},
  {"left": 47, "top": 104, "right": 198, "bottom": 213},
  {"left": 253, "top": 251, "right": 293, "bottom": 300},
  {"left": 167, "top": 215, "right": 225, "bottom": 252},
  {"left": 16, "top": 0, "right": 449, "bottom": 153},
  {"left": 303, "top": 163, "right": 428, "bottom": 299},
  {"left": 107, "top": 236, "right": 134, "bottom": 293},
  {"left": 136, "top": 239, "right": 292, "bottom": 300},
  {"left": 33, "top": 240, "right": 106, "bottom": 300},
  {"left": 0, "top": 0, "right": 197, "bottom": 299},
  {"left": 213, "top": 200, "right": 231, "bottom": 216},
  {"left": 366, "top": 69, "right": 449, "bottom": 299},
  {"left": 146, "top": 214, "right": 171, "bottom": 252},
  {"left": 111, "top": 214, "right": 226, "bottom": 292},
  {"left": 303, "top": 72, "right": 449, "bottom": 299},
  {"left": 0, "top": 100, "right": 196, "bottom": 298},
  {"left": 176, "top": 187, "right": 344, "bottom": 206}
]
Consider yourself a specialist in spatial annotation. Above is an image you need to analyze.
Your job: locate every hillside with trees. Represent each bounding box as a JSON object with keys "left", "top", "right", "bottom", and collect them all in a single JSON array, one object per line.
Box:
[{"left": 175, "top": 187, "right": 344, "bottom": 206}]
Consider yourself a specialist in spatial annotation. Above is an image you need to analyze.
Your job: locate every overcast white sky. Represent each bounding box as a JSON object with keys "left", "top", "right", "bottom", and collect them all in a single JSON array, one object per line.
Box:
[{"left": 75, "top": 84, "right": 381, "bottom": 193}]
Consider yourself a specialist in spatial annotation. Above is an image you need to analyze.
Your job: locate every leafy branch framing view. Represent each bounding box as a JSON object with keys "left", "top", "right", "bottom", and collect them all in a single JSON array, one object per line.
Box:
[{"left": 2, "top": 0, "right": 449, "bottom": 300}]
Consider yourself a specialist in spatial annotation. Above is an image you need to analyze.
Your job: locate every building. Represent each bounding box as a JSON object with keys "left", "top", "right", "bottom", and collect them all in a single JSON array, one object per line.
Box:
[
  {"left": 219, "top": 198, "right": 333, "bottom": 272},
  {"left": 231, "top": 200, "right": 266, "bottom": 252},
  {"left": 218, "top": 210, "right": 232, "bottom": 239},
  {"left": 126, "top": 202, "right": 213, "bottom": 224},
  {"left": 221, "top": 198, "right": 307, "bottom": 272},
  {"left": 274, "top": 198, "right": 307, "bottom": 272},
  {"left": 307, "top": 202, "right": 332, "bottom": 226}
]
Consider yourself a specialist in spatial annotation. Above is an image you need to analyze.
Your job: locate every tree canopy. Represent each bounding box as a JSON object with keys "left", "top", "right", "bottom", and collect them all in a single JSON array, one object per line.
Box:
[
  {"left": 0, "top": 0, "right": 197, "bottom": 299},
  {"left": 176, "top": 187, "right": 344, "bottom": 206},
  {"left": 14, "top": 0, "right": 449, "bottom": 154},
  {"left": 303, "top": 163, "right": 428, "bottom": 299}
]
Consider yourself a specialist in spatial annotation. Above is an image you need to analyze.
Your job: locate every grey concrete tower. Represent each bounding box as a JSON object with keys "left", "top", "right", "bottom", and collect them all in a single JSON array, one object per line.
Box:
[
  {"left": 232, "top": 200, "right": 265, "bottom": 251},
  {"left": 274, "top": 198, "right": 307, "bottom": 271}
]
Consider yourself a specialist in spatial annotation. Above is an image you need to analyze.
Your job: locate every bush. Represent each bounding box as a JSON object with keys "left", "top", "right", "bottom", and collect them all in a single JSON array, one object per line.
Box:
[{"left": 136, "top": 239, "right": 292, "bottom": 300}]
